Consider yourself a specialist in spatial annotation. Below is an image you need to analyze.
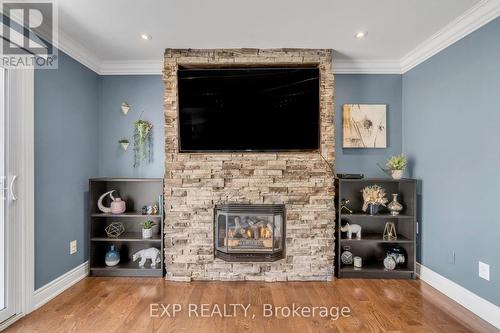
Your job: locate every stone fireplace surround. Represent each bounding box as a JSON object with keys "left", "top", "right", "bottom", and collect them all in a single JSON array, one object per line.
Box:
[{"left": 164, "top": 48, "right": 335, "bottom": 282}]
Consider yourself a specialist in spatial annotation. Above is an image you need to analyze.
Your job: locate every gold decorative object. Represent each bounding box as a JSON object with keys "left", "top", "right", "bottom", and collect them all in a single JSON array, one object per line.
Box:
[
  {"left": 340, "top": 198, "right": 353, "bottom": 214},
  {"left": 105, "top": 222, "right": 125, "bottom": 238},
  {"left": 383, "top": 222, "right": 397, "bottom": 241}
]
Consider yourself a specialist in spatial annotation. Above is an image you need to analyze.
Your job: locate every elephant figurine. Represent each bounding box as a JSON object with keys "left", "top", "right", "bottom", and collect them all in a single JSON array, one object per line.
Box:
[
  {"left": 132, "top": 248, "right": 161, "bottom": 267},
  {"left": 340, "top": 223, "right": 362, "bottom": 240}
]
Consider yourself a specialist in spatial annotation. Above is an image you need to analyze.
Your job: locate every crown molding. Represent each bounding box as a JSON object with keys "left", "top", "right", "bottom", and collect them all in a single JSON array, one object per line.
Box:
[
  {"left": 97, "top": 58, "right": 403, "bottom": 75},
  {"left": 99, "top": 60, "right": 163, "bottom": 75},
  {"left": 333, "top": 59, "right": 402, "bottom": 74},
  {"left": 56, "top": 29, "right": 101, "bottom": 74},
  {"left": 401, "top": 0, "right": 500, "bottom": 73}
]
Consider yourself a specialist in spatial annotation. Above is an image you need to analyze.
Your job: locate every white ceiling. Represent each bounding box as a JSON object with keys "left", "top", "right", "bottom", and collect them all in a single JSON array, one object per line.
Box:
[{"left": 55, "top": 0, "right": 500, "bottom": 74}]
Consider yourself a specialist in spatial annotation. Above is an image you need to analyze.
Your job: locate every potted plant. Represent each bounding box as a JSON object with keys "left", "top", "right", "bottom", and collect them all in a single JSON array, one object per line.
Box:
[
  {"left": 121, "top": 101, "right": 130, "bottom": 115},
  {"left": 140, "top": 220, "right": 156, "bottom": 239},
  {"left": 118, "top": 138, "right": 129, "bottom": 151},
  {"left": 386, "top": 154, "right": 407, "bottom": 179},
  {"left": 361, "top": 185, "right": 388, "bottom": 215}
]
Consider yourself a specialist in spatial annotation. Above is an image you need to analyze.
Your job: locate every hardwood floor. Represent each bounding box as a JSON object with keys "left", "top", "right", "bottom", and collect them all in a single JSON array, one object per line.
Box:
[{"left": 5, "top": 278, "right": 498, "bottom": 333}]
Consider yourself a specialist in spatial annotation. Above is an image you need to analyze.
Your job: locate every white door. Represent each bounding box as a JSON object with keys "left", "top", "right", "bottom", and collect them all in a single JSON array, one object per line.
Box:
[{"left": 0, "top": 67, "right": 18, "bottom": 323}]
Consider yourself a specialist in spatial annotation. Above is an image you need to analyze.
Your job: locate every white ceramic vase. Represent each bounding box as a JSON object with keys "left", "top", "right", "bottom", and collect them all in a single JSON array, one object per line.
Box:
[
  {"left": 391, "top": 170, "right": 403, "bottom": 180},
  {"left": 142, "top": 228, "right": 153, "bottom": 239}
]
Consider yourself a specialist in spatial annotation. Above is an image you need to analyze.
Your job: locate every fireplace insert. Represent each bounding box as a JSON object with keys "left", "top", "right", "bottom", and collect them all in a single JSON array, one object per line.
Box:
[{"left": 215, "top": 204, "right": 285, "bottom": 262}]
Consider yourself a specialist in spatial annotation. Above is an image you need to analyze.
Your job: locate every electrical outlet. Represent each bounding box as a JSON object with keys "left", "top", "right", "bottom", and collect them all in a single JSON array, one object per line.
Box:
[
  {"left": 479, "top": 261, "right": 490, "bottom": 281},
  {"left": 70, "top": 240, "right": 77, "bottom": 255}
]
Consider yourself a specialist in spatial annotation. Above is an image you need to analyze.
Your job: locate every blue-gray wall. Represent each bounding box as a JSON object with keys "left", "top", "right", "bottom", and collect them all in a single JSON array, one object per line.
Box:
[
  {"left": 403, "top": 17, "right": 500, "bottom": 306},
  {"left": 96, "top": 74, "right": 403, "bottom": 178},
  {"left": 98, "top": 76, "right": 164, "bottom": 178},
  {"left": 335, "top": 74, "right": 402, "bottom": 177},
  {"left": 35, "top": 51, "right": 99, "bottom": 288}
]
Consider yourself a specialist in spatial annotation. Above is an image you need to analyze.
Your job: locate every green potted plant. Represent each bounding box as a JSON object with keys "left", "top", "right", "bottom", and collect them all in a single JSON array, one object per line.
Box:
[
  {"left": 140, "top": 220, "right": 156, "bottom": 239},
  {"left": 386, "top": 154, "right": 407, "bottom": 179},
  {"left": 118, "top": 138, "right": 129, "bottom": 151}
]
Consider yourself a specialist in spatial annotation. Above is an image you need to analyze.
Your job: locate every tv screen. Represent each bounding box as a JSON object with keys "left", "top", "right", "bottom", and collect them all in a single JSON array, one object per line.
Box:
[{"left": 178, "top": 66, "right": 320, "bottom": 152}]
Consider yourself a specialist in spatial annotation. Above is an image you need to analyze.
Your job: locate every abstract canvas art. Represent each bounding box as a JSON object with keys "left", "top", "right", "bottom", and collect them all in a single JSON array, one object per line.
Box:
[{"left": 342, "top": 104, "right": 387, "bottom": 148}]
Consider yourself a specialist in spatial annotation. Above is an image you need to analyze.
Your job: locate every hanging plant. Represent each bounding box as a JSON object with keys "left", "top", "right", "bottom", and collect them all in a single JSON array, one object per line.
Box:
[{"left": 133, "top": 119, "right": 153, "bottom": 167}]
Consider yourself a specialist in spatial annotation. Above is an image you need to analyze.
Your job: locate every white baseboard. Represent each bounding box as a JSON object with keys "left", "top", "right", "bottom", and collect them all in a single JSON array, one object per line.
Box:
[
  {"left": 417, "top": 263, "right": 500, "bottom": 329},
  {"left": 33, "top": 261, "right": 89, "bottom": 310}
]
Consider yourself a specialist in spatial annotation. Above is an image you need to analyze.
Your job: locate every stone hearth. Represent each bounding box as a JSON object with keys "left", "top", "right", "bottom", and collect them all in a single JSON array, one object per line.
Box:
[{"left": 163, "top": 48, "right": 335, "bottom": 281}]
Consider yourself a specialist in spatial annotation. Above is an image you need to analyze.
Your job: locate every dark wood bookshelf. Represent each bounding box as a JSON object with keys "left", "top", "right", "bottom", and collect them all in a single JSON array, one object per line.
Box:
[
  {"left": 335, "top": 178, "right": 417, "bottom": 279},
  {"left": 88, "top": 178, "right": 164, "bottom": 277}
]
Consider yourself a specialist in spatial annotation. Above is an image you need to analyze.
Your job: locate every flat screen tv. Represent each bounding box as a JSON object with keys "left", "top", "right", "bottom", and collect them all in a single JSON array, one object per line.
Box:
[{"left": 178, "top": 66, "right": 320, "bottom": 152}]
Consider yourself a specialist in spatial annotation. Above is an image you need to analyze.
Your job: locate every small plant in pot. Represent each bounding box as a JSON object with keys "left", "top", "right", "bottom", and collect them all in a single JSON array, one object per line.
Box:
[
  {"left": 118, "top": 138, "right": 129, "bottom": 151},
  {"left": 121, "top": 101, "right": 130, "bottom": 115},
  {"left": 140, "top": 220, "right": 156, "bottom": 239},
  {"left": 386, "top": 154, "right": 407, "bottom": 180}
]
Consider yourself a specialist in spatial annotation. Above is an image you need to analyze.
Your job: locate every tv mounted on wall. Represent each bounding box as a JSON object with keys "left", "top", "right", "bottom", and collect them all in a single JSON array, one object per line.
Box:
[{"left": 178, "top": 66, "right": 320, "bottom": 152}]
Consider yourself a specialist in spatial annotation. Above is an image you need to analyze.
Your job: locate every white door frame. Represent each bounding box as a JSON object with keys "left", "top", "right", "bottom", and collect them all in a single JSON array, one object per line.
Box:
[
  {"left": 0, "top": 66, "right": 16, "bottom": 324},
  {"left": 0, "top": 68, "right": 35, "bottom": 329}
]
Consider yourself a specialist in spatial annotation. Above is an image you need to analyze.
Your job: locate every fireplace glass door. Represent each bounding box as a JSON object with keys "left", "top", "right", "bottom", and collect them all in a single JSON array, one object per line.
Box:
[{"left": 215, "top": 204, "right": 284, "bottom": 262}]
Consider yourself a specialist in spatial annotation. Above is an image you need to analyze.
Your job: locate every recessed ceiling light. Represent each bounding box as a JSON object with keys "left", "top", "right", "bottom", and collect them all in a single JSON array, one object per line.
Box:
[
  {"left": 355, "top": 31, "right": 367, "bottom": 39},
  {"left": 141, "top": 34, "right": 152, "bottom": 40}
]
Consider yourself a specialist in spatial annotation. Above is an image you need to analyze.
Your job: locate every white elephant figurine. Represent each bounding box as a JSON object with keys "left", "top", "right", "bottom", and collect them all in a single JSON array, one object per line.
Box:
[
  {"left": 340, "top": 223, "right": 362, "bottom": 240},
  {"left": 132, "top": 248, "right": 161, "bottom": 268}
]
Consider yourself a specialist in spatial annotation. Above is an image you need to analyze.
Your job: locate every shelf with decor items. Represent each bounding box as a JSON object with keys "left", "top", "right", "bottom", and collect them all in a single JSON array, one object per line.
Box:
[
  {"left": 335, "top": 178, "right": 417, "bottom": 279},
  {"left": 88, "top": 178, "right": 164, "bottom": 277}
]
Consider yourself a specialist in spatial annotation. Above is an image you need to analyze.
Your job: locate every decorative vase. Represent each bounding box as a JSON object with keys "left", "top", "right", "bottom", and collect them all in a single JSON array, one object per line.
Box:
[
  {"left": 110, "top": 198, "right": 126, "bottom": 214},
  {"left": 386, "top": 246, "right": 406, "bottom": 266},
  {"left": 98, "top": 190, "right": 126, "bottom": 214},
  {"left": 383, "top": 256, "right": 396, "bottom": 270},
  {"left": 388, "top": 194, "right": 403, "bottom": 216},
  {"left": 368, "top": 204, "right": 380, "bottom": 215},
  {"left": 142, "top": 228, "right": 153, "bottom": 239},
  {"left": 391, "top": 169, "right": 403, "bottom": 180},
  {"left": 105, "top": 245, "right": 120, "bottom": 266}
]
